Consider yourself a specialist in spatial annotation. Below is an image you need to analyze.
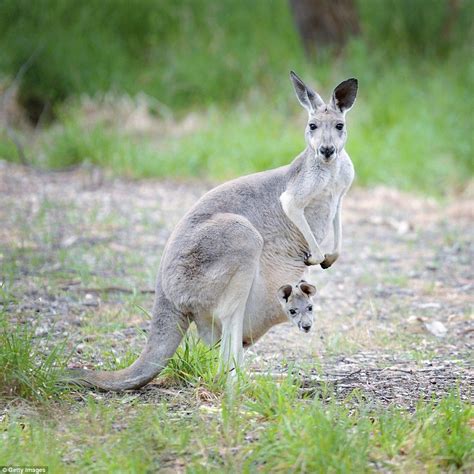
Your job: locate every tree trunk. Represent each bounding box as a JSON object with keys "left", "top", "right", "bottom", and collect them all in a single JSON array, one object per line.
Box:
[
  {"left": 441, "top": 0, "right": 461, "bottom": 43},
  {"left": 289, "top": 0, "right": 360, "bottom": 54}
]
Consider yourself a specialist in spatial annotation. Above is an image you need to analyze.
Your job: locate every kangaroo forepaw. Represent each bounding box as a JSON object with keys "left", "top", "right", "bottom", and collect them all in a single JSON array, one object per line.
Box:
[
  {"left": 304, "top": 252, "right": 323, "bottom": 266},
  {"left": 320, "top": 253, "right": 339, "bottom": 269}
]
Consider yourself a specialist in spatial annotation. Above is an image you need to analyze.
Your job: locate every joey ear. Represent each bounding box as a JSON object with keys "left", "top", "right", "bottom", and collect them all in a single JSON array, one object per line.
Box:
[
  {"left": 330, "top": 78, "right": 358, "bottom": 114},
  {"left": 277, "top": 284, "right": 293, "bottom": 303},
  {"left": 290, "top": 71, "right": 324, "bottom": 113},
  {"left": 299, "top": 282, "right": 316, "bottom": 298}
]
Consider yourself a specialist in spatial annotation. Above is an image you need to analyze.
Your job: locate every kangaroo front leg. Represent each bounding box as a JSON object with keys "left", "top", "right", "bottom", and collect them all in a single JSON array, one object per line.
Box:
[
  {"left": 280, "top": 191, "right": 324, "bottom": 265},
  {"left": 321, "top": 196, "right": 343, "bottom": 269}
]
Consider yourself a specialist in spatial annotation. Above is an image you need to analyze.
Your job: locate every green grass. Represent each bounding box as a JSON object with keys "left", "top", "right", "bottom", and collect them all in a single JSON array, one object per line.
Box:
[
  {"left": 161, "top": 334, "right": 226, "bottom": 391},
  {"left": 0, "top": 369, "right": 472, "bottom": 472},
  {"left": 0, "top": 322, "right": 471, "bottom": 472},
  {"left": 357, "top": 0, "right": 473, "bottom": 57},
  {"left": 32, "top": 50, "right": 473, "bottom": 194},
  {"left": 0, "top": 312, "right": 69, "bottom": 402},
  {"left": 0, "top": 268, "right": 68, "bottom": 402},
  {"left": 3, "top": 48, "right": 472, "bottom": 195},
  {"left": 0, "top": 280, "right": 472, "bottom": 471}
]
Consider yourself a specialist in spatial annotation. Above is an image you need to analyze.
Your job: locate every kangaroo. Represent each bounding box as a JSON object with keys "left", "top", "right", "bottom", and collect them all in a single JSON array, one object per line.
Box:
[
  {"left": 277, "top": 280, "right": 317, "bottom": 333},
  {"left": 69, "top": 71, "right": 357, "bottom": 390}
]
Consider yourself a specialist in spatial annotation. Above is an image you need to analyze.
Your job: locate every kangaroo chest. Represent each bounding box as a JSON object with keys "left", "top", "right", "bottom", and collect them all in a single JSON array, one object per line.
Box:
[
  {"left": 304, "top": 191, "right": 339, "bottom": 243},
  {"left": 305, "top": 157, "right": 353, "bottom": 243}
]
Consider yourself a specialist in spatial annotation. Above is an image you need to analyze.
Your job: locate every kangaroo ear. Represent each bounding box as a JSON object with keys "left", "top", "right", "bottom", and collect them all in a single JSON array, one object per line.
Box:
[
  {"left": 277, "top": 284, "right": 293, "bottom": 303},
  {"left": 290, "top": 71, "right": 324, "bottom": 113},
  {"left": 330, "top": 78, "right": 358, "bottom": 114},
  {"left": 299, "top": 282, "right": 316, "bottom": 298}
]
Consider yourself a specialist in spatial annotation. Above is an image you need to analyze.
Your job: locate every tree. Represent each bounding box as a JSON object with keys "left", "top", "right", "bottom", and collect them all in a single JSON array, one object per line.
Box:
[{"left": 289, "top": 0, "right": 359, "bottom": 54}]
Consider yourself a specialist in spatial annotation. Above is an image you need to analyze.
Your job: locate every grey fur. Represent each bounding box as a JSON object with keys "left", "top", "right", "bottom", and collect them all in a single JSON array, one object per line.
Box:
[
  {"left": 69, "top": 72, "right": 357, "bottom": 390},
  {"left": 278, "top": 280, "right": 316, "bottom": 333}
]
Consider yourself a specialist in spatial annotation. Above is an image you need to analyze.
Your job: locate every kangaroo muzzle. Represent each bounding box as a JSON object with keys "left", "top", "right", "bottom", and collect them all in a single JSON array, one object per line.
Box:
[
  {"left": 298, "top": 315, "right": 313, "bottom": 333},
  {"left": 319, "top": 145, "right": 336, "bottom": 160}
]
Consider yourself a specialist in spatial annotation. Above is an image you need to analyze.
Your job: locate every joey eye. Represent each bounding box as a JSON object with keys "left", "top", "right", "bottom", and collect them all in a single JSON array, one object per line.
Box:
[
  {"left": 289, "top": 309, "right": 297, "bottom": 315},
  {"left": 309, "top": 123, "right": 317, "bottom": 131},
  {"left": 336, "top": 123, "right": 344, "bottom": 131},
  {"left": 307, "top": 305, "right": 313, "bottom": 312}
]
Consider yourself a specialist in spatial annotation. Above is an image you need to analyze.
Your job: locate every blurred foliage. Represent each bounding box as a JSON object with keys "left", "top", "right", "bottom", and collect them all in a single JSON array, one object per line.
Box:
[
  {"left": 0, "top": 0, "right": 303, "bottom": 115},
  {"left": 1, "top": 0, "right": 471, "bottom": 112},
  {"left": 357, "top": 0, "right": 473, "bottom": 56},
  {"left": 0, "top": 0, "right": 472, "bottom": 192}
]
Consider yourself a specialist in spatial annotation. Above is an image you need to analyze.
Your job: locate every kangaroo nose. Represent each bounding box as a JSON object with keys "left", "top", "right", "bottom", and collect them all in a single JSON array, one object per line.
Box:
[{"left": 320, "top": 146, "right": 335, "bottom": 158}]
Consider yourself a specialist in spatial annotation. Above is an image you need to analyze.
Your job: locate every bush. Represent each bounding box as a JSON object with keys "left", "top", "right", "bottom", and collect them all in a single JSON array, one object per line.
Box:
[
  {"left": 357, "top": 0, "right": 473, "bottom": 57},
  {"left": 0, "top": 0, "right": 304, "bottom": 118},
  {"left": 2, "top": 0, "right": 471, "bottom": 116},
  {"left": 1, "top": 1, "right": 472, "bottom": 192}
]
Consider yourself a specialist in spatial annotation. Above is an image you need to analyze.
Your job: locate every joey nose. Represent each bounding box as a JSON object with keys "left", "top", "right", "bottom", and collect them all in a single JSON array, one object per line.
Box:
[
  {"left": 319, "top": 146, "right": 335, "bottom": 159},
  {"left": 301, "top": 323, "right": 311, "bottom": 332}
]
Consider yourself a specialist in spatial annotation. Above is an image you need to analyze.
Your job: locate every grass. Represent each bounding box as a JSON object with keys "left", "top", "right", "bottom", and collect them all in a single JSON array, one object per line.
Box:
[
  {"left": 2, "top": 43, "right": 472, "bottom": 194},
  {"left": 0, "top": 0, "right": 471, "bottom": 113},
  {"left": 1, "top": 286, "right": 471, "bottom": 472},
  {"left": 0, "top": 252, "right": 470, "bottom": 463},
  {"left": 1, "top": 311, "right": 472, "bottom": 474},
  {"left": 0, "top": 270, "right": 69, "bottom": 403},
  {"left": 0, "top": 356, "right": 472, "bottom": 472},
  {"left": 0, "top": 311, "right": 69, "bottom": 402},
  {"left": 160, "top": 335, "right": 226, "bottom": 391},
  {"left": 0, "top": 301, "right": 471, "bottom": 473}
]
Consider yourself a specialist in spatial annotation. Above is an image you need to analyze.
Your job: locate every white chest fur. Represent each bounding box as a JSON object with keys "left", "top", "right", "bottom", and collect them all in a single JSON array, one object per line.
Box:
[
  {"left": 305, "top": 190, "right": 339, "bottom": 243},
  {"left": 280, "top": 151, "right": 354, "bottom": 265},
  {"left": 307, "top": 154, "right": 353, "bottom": 240}
]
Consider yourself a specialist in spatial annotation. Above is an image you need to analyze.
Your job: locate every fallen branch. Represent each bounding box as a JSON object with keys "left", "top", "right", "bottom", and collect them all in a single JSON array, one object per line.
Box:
[{"left": 61, "top": 285, "right": 155, "bottom": 294}]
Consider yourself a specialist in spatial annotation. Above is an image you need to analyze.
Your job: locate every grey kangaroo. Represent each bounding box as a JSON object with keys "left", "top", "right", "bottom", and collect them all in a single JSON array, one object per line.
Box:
[{"left": 70, "top": 71, "right": 357, "bottom": 390}]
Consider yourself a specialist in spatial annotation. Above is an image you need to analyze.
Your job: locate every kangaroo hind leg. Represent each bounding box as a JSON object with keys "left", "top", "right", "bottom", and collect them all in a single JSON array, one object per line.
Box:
[
  {"left": 217, "top": 270, "right": 255, "bottom": 377},
  {"left": 210, "top": 214, "right": 263, "bottom": 378}
]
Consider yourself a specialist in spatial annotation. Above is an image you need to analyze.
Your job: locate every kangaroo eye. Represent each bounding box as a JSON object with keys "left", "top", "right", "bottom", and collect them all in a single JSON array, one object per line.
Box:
[
  {"left": 289, "top": 309, "right": 297, "bottom": 315},
  {"left": 336, "top": 123, "right": 344, "bottom": 130},
  {"left": 307, "top": 305, "right": 313, "bottom": 311},
  {"left": 309, "top": 123, "right": 317, "bottom": 131}
]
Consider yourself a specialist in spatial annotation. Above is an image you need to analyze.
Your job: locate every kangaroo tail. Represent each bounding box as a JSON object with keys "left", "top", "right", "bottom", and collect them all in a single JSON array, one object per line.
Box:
[{"left": 66, "top": 294, "right": 189, "bottom": 391}]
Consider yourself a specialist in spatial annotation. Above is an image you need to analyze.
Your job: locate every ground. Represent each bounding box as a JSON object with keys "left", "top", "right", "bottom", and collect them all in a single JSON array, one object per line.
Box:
[{"left": 0, "top": 161, "right": 473, "bottom": 471}]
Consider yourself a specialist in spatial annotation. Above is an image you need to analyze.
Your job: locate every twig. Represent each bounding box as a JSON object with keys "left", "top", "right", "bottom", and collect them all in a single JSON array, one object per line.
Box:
[
  {"left": 380, "top": 367, "right": 414, "bottom": 375},
  {"left": 418, "top": 366, "right": 446, "bottom": 372},
  {"left": 0, "top": 49, "right": 40, "bottom": 109},
  {"left": 1, "top": 48, "right": 41, "bottom": 166},
  {"left": 325, "top": 368, "right": 362, "bottom": 379},
  {"left": 61, "top": 286, "right": 155, "bottom": 294},
  {"left": 35, "top": 100, "right": 51, "bottom": 131}
]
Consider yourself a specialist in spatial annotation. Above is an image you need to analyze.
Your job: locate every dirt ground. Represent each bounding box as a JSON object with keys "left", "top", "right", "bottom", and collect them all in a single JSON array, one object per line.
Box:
[{"left": 1, "top": 161, "right": 473, "bottom": 409}]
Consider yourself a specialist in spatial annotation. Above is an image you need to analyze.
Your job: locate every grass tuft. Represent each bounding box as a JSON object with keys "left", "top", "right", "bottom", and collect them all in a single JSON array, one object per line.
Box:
[
  {"left": 0, "top": 314, "right": 70, "bottom": 402},
  {"left": 161, "top": 334, "right": 226, "bottom": 391}
]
